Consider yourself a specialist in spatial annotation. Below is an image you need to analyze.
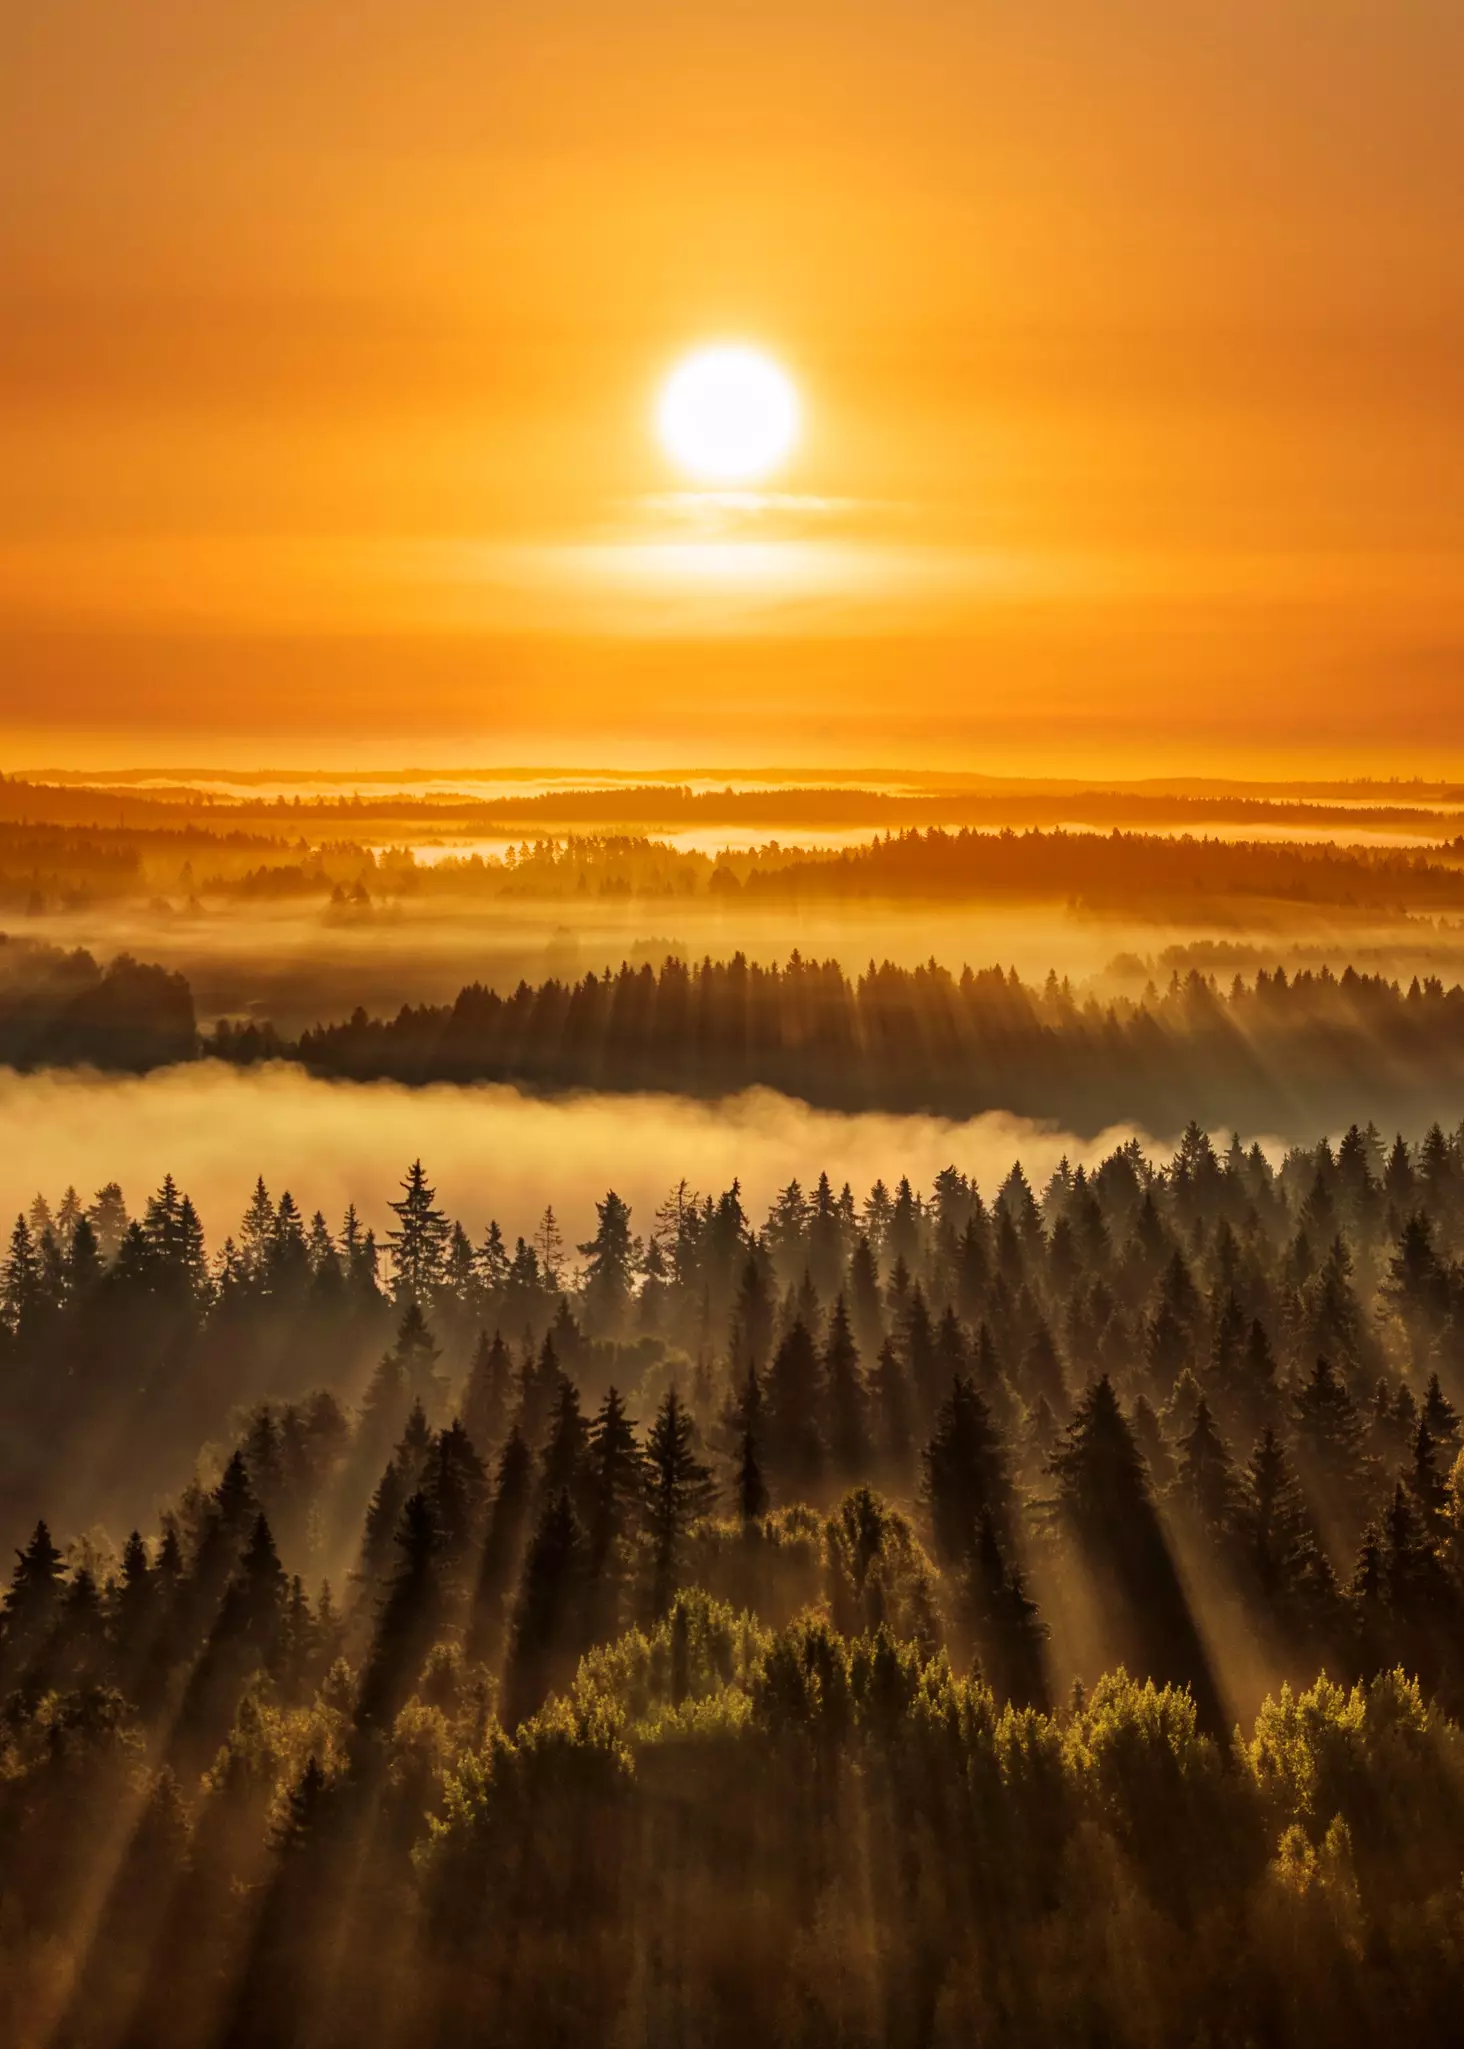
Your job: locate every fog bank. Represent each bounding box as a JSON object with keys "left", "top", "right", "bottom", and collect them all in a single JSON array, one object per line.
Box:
[{"left": 0, "top": 1061, "right": 1163, "bottom": 1248}]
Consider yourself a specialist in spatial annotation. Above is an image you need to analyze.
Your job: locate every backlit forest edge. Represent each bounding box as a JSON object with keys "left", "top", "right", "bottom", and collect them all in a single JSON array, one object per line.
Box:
[
  {"left": 13, "top": 929, "right": 1464, "bottom": 1132},
  {"left": 9, "top": 1120, "right": 1464, "bottom": 2041}
]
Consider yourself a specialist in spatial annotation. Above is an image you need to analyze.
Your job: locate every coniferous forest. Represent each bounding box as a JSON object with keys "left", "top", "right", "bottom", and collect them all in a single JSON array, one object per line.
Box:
[
  {"left": 10, "top": 1123, "right": 1464, "bottom": 2044},
  {"left": 11, "top": 0, "right": 1464, "bottom": 2031}
]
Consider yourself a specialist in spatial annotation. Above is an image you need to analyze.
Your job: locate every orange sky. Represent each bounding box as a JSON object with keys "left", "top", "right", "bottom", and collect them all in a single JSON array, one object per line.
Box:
[{"left": 3, "top": 1, "right": 1462, "bottom": 770}]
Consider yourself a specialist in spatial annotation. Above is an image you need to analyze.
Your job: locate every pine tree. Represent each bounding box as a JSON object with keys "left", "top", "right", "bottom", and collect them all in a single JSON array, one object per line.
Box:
[
  {"left": 226, "top": 1513, "right": 288, "bottom": 1664},
  {"left": 644, "top": 1387, "right": 716, "bottom": 1616},
  {"left": 360, "top": 1460, "right": 410, "bottom": 1589},
  {"left": 1234, "top": 1317, "right": 1279, "bottom": 1437},
  {"left": 1405, "top": 1418, "right": 1449, "bottom": 1552},
  {"left": 736, "top": 1418, "right": 769, "bottom": 1525},
  {"left": 1292, "top": 1355, "right": 1370, "bottom": 1523},
  {"left": 823, "top": 1295, "right": 868, "bottom": 1480},
  {"left": 243, "top": 1406, "right": 284, "bottom": 1511},
  {"left": 467, "top": 1427, "right": 533, "bottom": 1663},
  {"left": 239, "top": 1176, "right": 277, "bottom": 1282},
  {"left": 730, "top": 1252, "right": 776, "bottom": 1377},
  {"left": 477, "top": 1218, "right": 509, "bottom": 1297},
  {"left": 763, "top": 1318, "right": 825, "bottom": 1492},
  {"left": 848, "top": 1234, "right": 885, "bottom": 1360},
  {"left": 86, "top": 1182, "right": 129, "bottom": 1264},
  {"left": 2, "top": 1213, "right": 41, "bottom": 1335},
  {"left": 67, "top": 1213, "right": 104, "bottom": 1297},
  {"left": 272, "top": 1753, "right": 330, "bottom": 1855},
  {"left": 963, "top": 1512, "right": 1048, "bottom": 1710},
  {"left": 504, "top": 1489, "right": 584, "bottom": 1725},
  {"left": 921, "top": 1375, "right": 1014, "bottom": 1569},
  {"left": 869, "top": 1337, "right": 914, "bottom": 1473},
  {"left": 392, "top": 1300, "right": 448, "bottom": 1415},
  {"left": 514, "top": 1333, "right": 563, "bottom": 1449},
  {"left": 395, "top": 1397, "right": 434, "bottom": 1478},
  {"left": 539, "top": 1375, "right": 589, "bottom": 1505},
  {"left": 1130, "top": 1394, "right": 1176, "bottom": 1493},
  {"left": 356, "top": 1348, "right": 410, "bottom": 1470},
  {"left": 1237, "top": 1427, "right": 1331, "bottom": 1625},
  {"left": 387, "top": 1159, "right": 449, "bottom": 1304},
  {"left": 584, "top": 1387, "right": 643, "bottom": 1567},
  {"left": 1422, "top": 1372, "right": 1461, "bottom": 1457},
  {"left": 1383, "top": 1211, "right": 1449, "bottom": 1368},
  {"left": 579, "top": 1190, "right": 640, "bottom": 1339},
  {"left": 935, "top": 1303, "right": 968, "bottom": 1386},
  {"left": 901, "top": 1284, "right": 941, "bottom": 1426},
  {"left": 462, "top": 1329, "right": 513, "bottom": 1459},
  {"left": 113, "top": 1528, "right": 155, "bottom": 1663},
  {"left": 3, "top": 1520, "right": 65, "bottom": 1663},
  {"left": 426, "top": 1420, "right": 489, "bottom": 1569},
  {"left": 357, "top": 1490, "right": 442, "bottom": 1728},
  {"left": 1048, "top": 1377, "right": 1224, "bottom": 1733},
  {"left": 213, "top": 1449, "right": 260, "bottom": 1539},
  {"left": 1173, "top": 1398, "right": 1241, "bottom": 1544}
]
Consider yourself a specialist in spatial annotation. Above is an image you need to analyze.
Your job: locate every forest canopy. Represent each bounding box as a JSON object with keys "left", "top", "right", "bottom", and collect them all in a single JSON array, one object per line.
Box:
[{"left": 8, "top": 1115, "right": 1464, "bottom": 2041}]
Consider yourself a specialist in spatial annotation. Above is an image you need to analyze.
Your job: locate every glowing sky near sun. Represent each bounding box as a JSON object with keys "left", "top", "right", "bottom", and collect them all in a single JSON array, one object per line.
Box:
[{"left": 2, "top": 1, "right": 1463, "bottom": 768}]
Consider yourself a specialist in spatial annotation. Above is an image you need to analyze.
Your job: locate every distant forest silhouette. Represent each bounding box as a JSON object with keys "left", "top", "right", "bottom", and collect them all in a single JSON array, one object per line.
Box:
[
  {"left": 0, "top": 936, "right": 194, "bottom": 1069},
  {"left": 257, "top": 952, "right": 1464, "bottom": 1135},
  {"left": 8, "top": 765, "right": 1464, "bottom": 838},
  {"left": 12, "top": 931, "right": 1464, "bottom": 1133},
  {"left": 8, "top": 804, "right": 1464, "bottom": 918}
]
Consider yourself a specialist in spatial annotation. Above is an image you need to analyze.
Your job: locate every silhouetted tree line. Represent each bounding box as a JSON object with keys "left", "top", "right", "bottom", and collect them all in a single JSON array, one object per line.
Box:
[
  {"left": 737, "top": 822, "right": 1464, "bottom": 910},
  {"left": 14, "top": 786, "right": 1464, "bottom": 920},
  {"left": 9, "top": 765, "right": 1464, "bottom": 841},
  {"left": 244, "top": 952, "right": 1464, "bottom": 1133},
  {"left": 8, "top": 1124, "right": 1464, "bottom": 2039},
  {"left": 0, "top": 936, "right": 195, "bottom": 1069}
]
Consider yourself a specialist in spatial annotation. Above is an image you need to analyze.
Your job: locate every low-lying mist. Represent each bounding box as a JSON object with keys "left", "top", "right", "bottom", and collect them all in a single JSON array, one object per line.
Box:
[{"left": 0, "top": 1061, "right": 1162, "bottom": 1248}]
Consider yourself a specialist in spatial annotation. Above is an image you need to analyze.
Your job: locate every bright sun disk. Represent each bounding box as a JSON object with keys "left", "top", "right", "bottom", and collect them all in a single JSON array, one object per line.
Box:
[{"left": 656, "top": 344, "right": 800, "bottom": 485}]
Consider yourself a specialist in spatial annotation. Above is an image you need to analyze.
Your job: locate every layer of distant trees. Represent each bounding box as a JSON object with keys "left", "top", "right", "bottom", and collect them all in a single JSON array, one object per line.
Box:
[
  {"left": 8, "top": 1120, "right": 1464, "bottom": 2039},
  {"left": 734, "top": 822, "right": 1464, "bottom": 910},
  {"left": 269, "top": 953, "right": 1464, "bottom": 1134},
  {"left": 14, "top": 928, "right": 1464, "bottom": 1131},
  {"left": 11, "top": 782, "right": 1464, "bottom": 921},
  {"left": 0, "top": 937, "right": 195, "bottom": 1069},
  {"left": 9, "top": 765, "right": 1464, "bottom": 837}
]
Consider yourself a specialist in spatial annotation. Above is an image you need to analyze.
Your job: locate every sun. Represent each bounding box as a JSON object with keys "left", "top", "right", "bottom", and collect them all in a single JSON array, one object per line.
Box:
[{"left": 656, "top": 344, "right": 801, "bottom": 485}]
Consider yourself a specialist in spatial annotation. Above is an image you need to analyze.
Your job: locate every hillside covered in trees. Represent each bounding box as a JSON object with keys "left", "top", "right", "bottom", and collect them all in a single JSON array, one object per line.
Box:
[{"left": 9, "top": 1121, "right": 1464, "bottom": 2041}]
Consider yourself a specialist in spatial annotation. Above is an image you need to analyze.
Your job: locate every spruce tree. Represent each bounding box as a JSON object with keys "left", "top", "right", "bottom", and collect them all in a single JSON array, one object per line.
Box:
[
  {"left": 426, "top": 1420, "right": 489, "bottom": 1570},
  {"left": 578, "top": 1191, "right": 639, "bottom": 1339},
  {"left": 921, "top": 1376, "right": 1014, "bottom": 1568},
  {"left": 462, "top": 1329, "right": 513, "bottom": 1460},
  {"left": 1173, "top": 1398, "right": 1241, "bottom": 1544},
  {"left": 504, "top": 1489, "right": 584, "bottom": 1725},
  {"left": 387, "top": 1159, "right": 450, "bottom": 1303},
  {"left": 3, "top": 1520, "right": 64, "bottom": 1666},
  {"left": 869, "top": 1337, "right": 914, "bottom": 1473},
  {"left": 357, "top": 1491, "right": 442, "bottom": 1729},
  {"left": 644, "top": 1387, "right": 715, "bottom": 1616},
  {"left": 467, "top": 1427, "right": 533, "bottom": 1663},
  {"left": 1048, "top": 1377, "right": 1224, "bottom": 1733},
  {"left": 584, "top": 1387, "right": 643, "bottom": 1568},
  {"left": 963, "top": 1512, "right": 1048, "bottom": 1710},
  {"left": 823, "top": 1295, "right": 869, "bottom": 1480},
  {"left": 539, "top": 1374, "right": 589, "bottom": 1506},
  {"left": 764, "top": 1318, "right": 825, "bottom": 1493},
  {"left": 1237, "top": 1426, "right": 1331, "bottom": 1627}
]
